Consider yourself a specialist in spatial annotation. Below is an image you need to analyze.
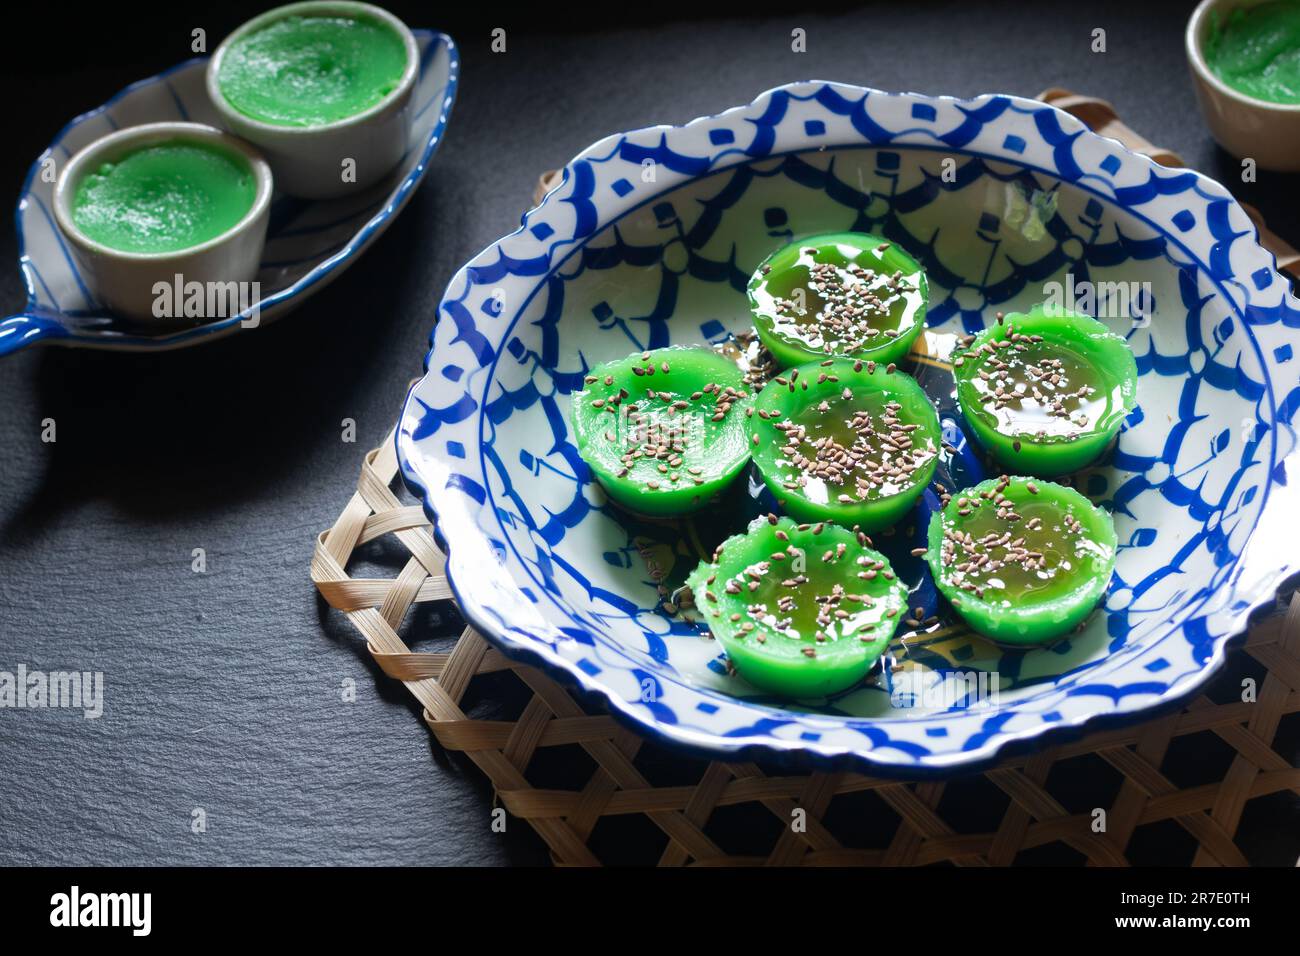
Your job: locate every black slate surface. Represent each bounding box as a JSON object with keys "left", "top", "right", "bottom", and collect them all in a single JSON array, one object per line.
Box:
[{"left": 0, "top": 0, "right": 1295, "bottom": 866}]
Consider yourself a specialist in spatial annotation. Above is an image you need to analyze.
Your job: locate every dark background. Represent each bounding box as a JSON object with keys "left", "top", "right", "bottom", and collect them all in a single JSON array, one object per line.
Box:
[{"left": 0, "top": 0, "right": 1295, "bottom": 865}]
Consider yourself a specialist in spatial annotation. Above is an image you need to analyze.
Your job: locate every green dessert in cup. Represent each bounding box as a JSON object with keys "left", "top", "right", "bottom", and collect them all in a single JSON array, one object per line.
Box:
[
  {"left": 926, "top": 475, "right": 1117, "bottom": 645},
  {"left": 216, "top": 11, "right": 410, "bottom": 127},
  {"left": 570, "top": 346, "right": 754, "bottom": 517},
  {"left": 748, "top": 232, "right": 929, "bottom": 368},
  {"left": 70, "top": 139, "right": 258, "bottom": 254},
  {"left": 687, "top": 515, "right": 908, "bottom": 697},
  {"left": 746, "top": 357, "right": 941, "bottom": 532},
  {"left": 952, "top": 306, "right": 1138, "bottom": 476}
]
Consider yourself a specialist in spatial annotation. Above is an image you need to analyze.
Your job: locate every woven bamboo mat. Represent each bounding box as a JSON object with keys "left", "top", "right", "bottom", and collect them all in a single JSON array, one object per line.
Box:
[{"left": 311, "top": 90, "right": 1300, "bottom": 866}]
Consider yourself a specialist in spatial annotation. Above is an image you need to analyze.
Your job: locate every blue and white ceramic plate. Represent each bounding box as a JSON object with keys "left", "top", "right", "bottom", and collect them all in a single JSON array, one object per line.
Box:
[
  {"left": 1, "top": 30, "right": 458, "bottom": 356},
  {"left": 397, "top": 82, "right": 1300, "bottom": 775}
]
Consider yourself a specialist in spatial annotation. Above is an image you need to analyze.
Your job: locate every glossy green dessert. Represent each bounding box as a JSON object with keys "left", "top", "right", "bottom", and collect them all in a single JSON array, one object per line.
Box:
[
  {"left": 926, "top": 476, "right": 1117, "bottom": 645},
  {"left": 747, "top": 358, "right": 941, "bottom": 531},
  {"left": 570, "top": 347, "right": 753, "bottom": 517},
  {"left": 1204, "top": 0, "right": 1300, "bottom": 104},
  {"left": 748, "top": 232, "right": 928, "bottom": 368},
  {"left": 217, "top": 13, "right": 408, "bottom": 126},
  {"left": 952, "top": 307, "right": 1137, "bottom": 477},
  {"left": 71, "top": 140, "right": 257, "bottom": 253},
  {"left": 687, "top": 515, "right": 908, "bottom": 697}
]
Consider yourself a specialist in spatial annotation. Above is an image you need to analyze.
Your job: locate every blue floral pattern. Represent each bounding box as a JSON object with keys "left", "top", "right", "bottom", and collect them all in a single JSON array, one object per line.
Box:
[{"left": 398, "top": 83, "right": 1300, "bottom": 774}]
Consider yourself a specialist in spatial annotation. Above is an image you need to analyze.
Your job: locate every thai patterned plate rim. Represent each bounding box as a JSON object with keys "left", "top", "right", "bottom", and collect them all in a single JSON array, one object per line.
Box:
[
  {"left": 397, "top": 80, "right": 1300, "bottom": 775},
  {"left": 1, "top": 29, "right": 459, "bottom": 355}
]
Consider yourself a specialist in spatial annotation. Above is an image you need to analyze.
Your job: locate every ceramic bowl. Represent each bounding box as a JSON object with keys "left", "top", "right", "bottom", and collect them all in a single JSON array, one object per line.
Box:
[
  {"left": 398, "top": 82, "right": 1300, "bottom": 775},
  {"left": 207, "top": 1, "right": 419, "bottom": 199},
  {"left": 51, "top": 122, "right": 273, "bottom": 323},
  {"left": 2, "top": 28, "right": 457, "bottom": 355},
  {"left": 1186, "top": 0, "right": 1300, "bottom": 171}
]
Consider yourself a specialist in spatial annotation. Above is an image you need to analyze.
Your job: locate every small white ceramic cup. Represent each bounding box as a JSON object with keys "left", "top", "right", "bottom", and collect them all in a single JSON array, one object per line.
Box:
[
  {"left": 53, "top": 122, "right": 273, "bottom": 323},
  {"left": 1186, "top": 0, "right": 1300, "bottom": 172},
  {"left": 206, "top": 0, "right": 419, "bottom": 199}
]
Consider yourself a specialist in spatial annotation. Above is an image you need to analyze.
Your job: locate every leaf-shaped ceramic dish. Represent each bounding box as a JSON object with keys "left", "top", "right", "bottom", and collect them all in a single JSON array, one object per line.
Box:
[
  {"left": 397, "top": 81, "right": 1300, "bottom": 775},
  {"left": 1, "top": 30, "right": 458, "bottom": 355}
]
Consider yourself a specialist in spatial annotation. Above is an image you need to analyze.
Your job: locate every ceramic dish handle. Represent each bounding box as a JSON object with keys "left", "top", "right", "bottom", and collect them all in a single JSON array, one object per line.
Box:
[
  {"left": 1039, "top": 87, "right": 1300, "bottom": 281},
  {"left": 0, "top": 312, "right": 69, "bottom": 356}
]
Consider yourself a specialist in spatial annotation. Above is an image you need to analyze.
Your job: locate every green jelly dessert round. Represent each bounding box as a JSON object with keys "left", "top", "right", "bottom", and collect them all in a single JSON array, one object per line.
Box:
[
  {"left": 71, "top": 140, "right": 257, "bottom": 254},
  {"left": 687, "top": 515, "right": 908, "bottom": 698},
  {"left": 748, "top": 231, "right": 929, "bottom": 368},
  {"left": 926, "top": 475, "right": 1117, "bottom": 646},
  {"left": 747, "top": 358, "right": 941, "bottom": 532},
  {"left": 570, "top": 346, "right": 753, "bottom": 517},
  {"left": 217, "top": 13, "right": 409, "bottom": 127},
  {"left": 952, "top": 306, "right": 1138, "bottom": 477}
]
